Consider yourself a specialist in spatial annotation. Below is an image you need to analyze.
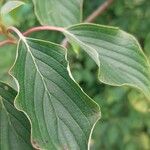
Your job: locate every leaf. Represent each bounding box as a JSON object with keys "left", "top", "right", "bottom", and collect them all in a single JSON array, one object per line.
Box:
[
  {"left": 0, "top": 1, "right": 25, "bottom": 16},
  {"left": 144, "top": 33, "right": 150, "bottom": 58},
  {"left": 11, "top": 38, "right": 100, "bottom": 149},
  {"left": 0, "top": 82, "right": 33, "bottom": 150},
  {"left": 32, "top": 0, "right": 83, "bottom": 27},
  {"left": 63, "top": 23, "right": 150, "bottom": 99}
]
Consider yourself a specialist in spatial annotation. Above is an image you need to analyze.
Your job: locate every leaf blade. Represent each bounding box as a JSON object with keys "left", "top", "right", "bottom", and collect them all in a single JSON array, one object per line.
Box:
[
  {"left": 32, "top": 0, "right": 83, "bottom": 27},
  {"left": 0, "top": 1, "right": 24, "bottom": 16},
  {"left": 63, "top": 23, "right": 150, "bottom": 99},
  {"left": 11, "top": 38, "right": 100, "bottom": 149},
  {"left": 0, "top": 82, "right": 33, "bottom": 150}
]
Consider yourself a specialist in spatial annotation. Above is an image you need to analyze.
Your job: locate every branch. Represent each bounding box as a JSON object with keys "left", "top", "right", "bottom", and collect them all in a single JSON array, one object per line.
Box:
[
  {"left": 85, "top": 0, "right": 113, "bottom": 23},
  {"left": 0, "top": 26, "right": 64, "bottom": 47},
  {"left": 61, "top": 0, "right": 114, "bottom": 47},
  {"left": 23, "top": 26, "right": 64, "bottom": 36},
  {"left": 0, "top": 1, "right": 113, "bottom": 48},
  {"left": 0, "top": 39, "right": 16, "bottom": 47}
]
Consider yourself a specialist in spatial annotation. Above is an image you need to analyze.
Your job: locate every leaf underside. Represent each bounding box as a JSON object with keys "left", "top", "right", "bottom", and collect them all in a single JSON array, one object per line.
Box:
[
  {"left": 63, "top": 23, "right": 150, "bottom": 99},
  {"left": 0, "top": 82, "right": 33, "bottom": 150},
  {"left": 32, "top": 0, "right": 83, "bottom": 27},
  {"left": 11, "top": 38, "right": 100, "bottom": 150}
]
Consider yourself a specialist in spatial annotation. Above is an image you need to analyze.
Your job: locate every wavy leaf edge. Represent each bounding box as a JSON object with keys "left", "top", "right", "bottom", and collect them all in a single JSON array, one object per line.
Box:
[
  {"left": 63, "top": 23, "right": 150, "bottom": 99},
  {"left": 0, "top": 81, "right": 33, "bottom": 150},
  {"left": 9, "top": 36, "right": 101, "bottom": 149}
]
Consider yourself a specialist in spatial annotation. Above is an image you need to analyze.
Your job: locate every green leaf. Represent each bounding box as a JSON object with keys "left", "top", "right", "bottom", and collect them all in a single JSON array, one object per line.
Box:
[
  {"left": 32, "top": 0, "right": 83, "bottom": 27},
  {"left": 0, "top": 82, "right": 33, "bottom": 150},
  {"left": 11, "top": 38, "right": 100, "bottom": 149},
  {"left": 0, "top": 1, "right": 24, "bottom": 16},
  {"left": 144, "top": 33, "right": 150, "bottom": 58},
  {"left": 63, "top": 23, "right": 150, "bottom": 99}
]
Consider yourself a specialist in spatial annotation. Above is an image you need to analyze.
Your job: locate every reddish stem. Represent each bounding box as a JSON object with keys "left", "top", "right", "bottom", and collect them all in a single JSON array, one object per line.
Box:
[
  {"left": 23, "top": 26, "right": 65, "bottom": 36},
  {"left": 61, "top": 0, "right": 114, "bottom": 47},
  {"left": 0, "top": 26, "right": 64, "bottom": 47},
  {"left": 0, "top": 39, "right": 16, "bottom": 47},
  {"left": 0, "top": 0, "right": 113, "bottom": 47},
  {"left": 85, "top": 0, "right": 113, "bottom": 23}
]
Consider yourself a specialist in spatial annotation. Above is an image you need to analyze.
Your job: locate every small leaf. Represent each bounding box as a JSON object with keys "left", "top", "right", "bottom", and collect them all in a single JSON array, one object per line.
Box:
[
  {"left": 63, "top": 23, "right": 150, "bottom": 99},
  {"left": 0, "top": 1, "right": 24, "bottom": 16},
  {"left": 11, "top": 38, "right": 100, "bottom": 149},
  {"left": 32, "top": 0, "right": 83, "bottom": 27},
  {"left": 0, "top": 82, "right": 33, "bottom": 150}
]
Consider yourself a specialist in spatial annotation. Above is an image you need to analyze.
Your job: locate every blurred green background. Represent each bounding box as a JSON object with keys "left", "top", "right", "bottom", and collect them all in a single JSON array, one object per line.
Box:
[{"left": 0, "top": 0, "right": 150, "bottom": 149}]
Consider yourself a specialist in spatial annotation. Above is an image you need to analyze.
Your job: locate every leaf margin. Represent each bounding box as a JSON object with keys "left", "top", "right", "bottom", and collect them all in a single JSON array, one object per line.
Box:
[
  {"left": 62, "top": 23, "right": 150, "bottom": 99},
  {"left": 0, "top": 0, "right": 25, "bottom": 16},
  {"left": 0, "top": 81, "right": 34, "bottom": 150},
  {"left": 32, "top": 0, "right": 84, "bottom": 27},
  {"left": 9, "top": 36, "right": 101, "bottom": 150}
]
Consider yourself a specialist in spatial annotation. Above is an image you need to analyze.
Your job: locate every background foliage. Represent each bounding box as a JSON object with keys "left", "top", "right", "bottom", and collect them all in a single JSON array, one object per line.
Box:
[{"left": 0, "top": 0, "right": 150, "bottom": 149}]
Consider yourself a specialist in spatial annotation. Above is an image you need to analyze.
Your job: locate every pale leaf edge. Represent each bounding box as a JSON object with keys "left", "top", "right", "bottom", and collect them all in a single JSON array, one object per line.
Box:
[
  {"left": 8, "top": 36, "right": 101, "bottom": 149},
  {"left": 63, "top": 23, "right": 150, "bottom": 99}
]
